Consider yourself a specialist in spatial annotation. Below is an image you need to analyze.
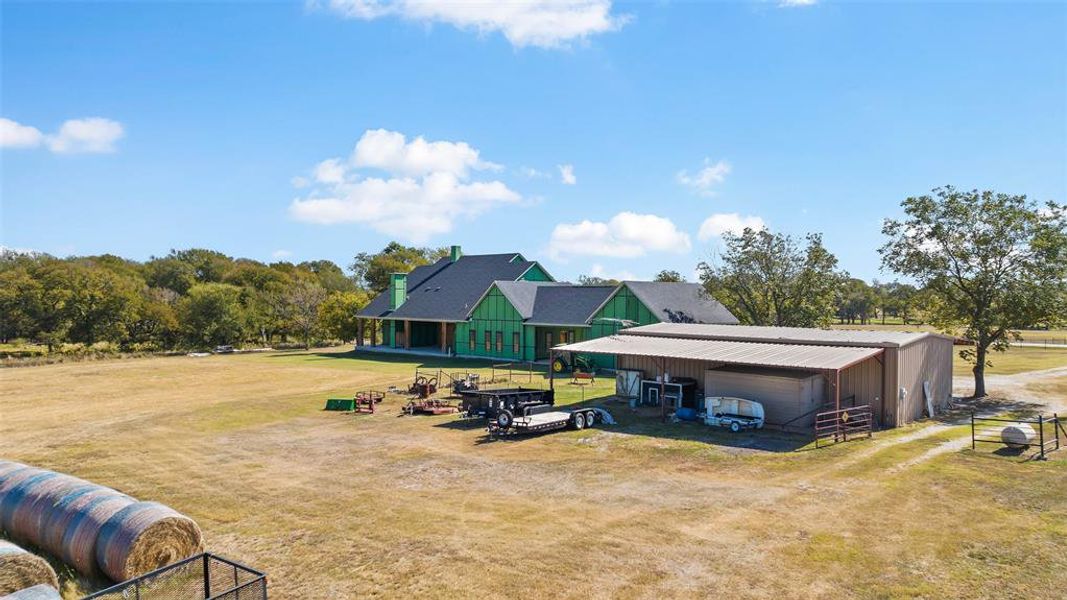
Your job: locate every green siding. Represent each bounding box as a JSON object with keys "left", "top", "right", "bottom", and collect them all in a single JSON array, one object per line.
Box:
[
  {"left": 457, "top": 286, "right": 527, "bottom": 360},
  {"left": 521, "top": 263, "right": 553, "bottom": 282},
  {"left": 389, "top": 273, "right": 407, "bottom": 309},
  {"left": 583, "top": 285, "right": 661, "bottom": 369}
]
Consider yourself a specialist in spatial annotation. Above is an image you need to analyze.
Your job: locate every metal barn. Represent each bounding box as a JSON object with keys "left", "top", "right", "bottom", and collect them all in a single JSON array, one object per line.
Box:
[{"left": 553, "top": 323, "right": 954, "bottom": 429}]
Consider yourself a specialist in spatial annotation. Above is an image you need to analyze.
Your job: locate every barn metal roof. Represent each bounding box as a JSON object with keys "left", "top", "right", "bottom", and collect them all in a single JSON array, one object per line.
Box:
[
  {"left": 554, "top": 334, "right": 883, "bottom": 371},
  {"left": 620, "top": 323, "right": 945, "bottom": 348}
]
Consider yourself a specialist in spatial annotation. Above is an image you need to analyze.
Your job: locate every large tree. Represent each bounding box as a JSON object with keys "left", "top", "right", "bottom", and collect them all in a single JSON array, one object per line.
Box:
[
  {"left": 317, "top": 290, "right": 369, "bottom": 343},
  {"left": 350, "top": 242, "right": 447, "bottom": 293},
  {"left": 287, "top": 280, "right": 327, "bottom": 350},
  {"left": 881, "top": 187, "right": 1067, "bottom": 397},
  {"left": 653, "top": 269, "right": 685, "bottom": 283},
  {"left": 179, "top": 283, "right": 247, "bottom": 348},
  {"left": 699, "top": 228, "right": 843, "bottom": 327}
]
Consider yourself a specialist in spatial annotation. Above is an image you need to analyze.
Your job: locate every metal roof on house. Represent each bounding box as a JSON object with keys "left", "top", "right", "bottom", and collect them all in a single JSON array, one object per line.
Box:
[
  {"left": 357, "top": 253, "right": 543, "bottom": 321},
  {"left": 620, "top": 323, "right": 944, "bottom": 348},
  {"left": 554, "top": 334, "right": 883, "bottom": 371},
  {"left": 527, "top": 285, "right": 617, "bottom": 326},
  {"left": 622, "top": 281, "right": 739, "bottom": 325}
]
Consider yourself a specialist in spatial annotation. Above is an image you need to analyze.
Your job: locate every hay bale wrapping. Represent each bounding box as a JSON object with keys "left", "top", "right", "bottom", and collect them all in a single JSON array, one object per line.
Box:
[
  {"left": 96, "top": 502, "right": 204, "bottom": 582},
  {"left": 0, "top": 540, "right": 59, "bottom": 596},
  {"left": 0, "top": 460, "right": 203, "bottom": 582},
  {"left": 0, "top": 583, "right": 63, "bottom": 600}
]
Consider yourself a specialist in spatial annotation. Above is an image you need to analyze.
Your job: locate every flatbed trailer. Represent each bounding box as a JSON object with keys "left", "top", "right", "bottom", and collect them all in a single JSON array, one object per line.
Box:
[{"left": 486, "top": 403, "right": 614, "bottom": 437}]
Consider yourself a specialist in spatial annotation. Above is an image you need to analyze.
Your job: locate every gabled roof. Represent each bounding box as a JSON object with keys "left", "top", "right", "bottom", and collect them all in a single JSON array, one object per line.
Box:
[
  {"left": 527, "top": 285, "right": 617, "bottom": 326},
  {"left": 621, "top": 323, "right": 949, "bottom": 348},
  {"left": 622, "top": 281, "right": 739, "bottom": 325},
  {"left": 493, "top": 280, "right": 565, "bottom": 319},
  {"left": 358, "top": 253, "right": 548, "bottom": 321}
]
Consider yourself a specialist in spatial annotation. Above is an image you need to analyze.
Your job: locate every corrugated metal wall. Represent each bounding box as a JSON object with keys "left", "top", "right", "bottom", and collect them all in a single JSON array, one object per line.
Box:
[
  {"left": 704, "top": 369, "right": 823, "bottom": 427},
  {"left": 894, "top": 336, "right": 954, "bottom": 426},
  {"left": 839, "top": 354, "right": 885, "bottom": 426},
  {"left": 616, "top": 355, "right": 725, "bottom": 382}
]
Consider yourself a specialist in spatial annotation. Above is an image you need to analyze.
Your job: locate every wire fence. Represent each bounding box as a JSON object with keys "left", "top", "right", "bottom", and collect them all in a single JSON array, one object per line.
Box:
[{"left": 83, "top": 553, "right": 266, "bottom": 600}]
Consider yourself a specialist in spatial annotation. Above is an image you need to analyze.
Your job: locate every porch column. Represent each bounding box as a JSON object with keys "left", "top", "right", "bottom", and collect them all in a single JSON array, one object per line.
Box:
[
  {"left": 371, "top": 321, "right": 378, "bottom": 346},
  {"left": 356, "top": 319, "right": 364, "bottom": 347},
  {"left": 440, "top": 322, "right": 448, "bottom": 353},
  {"left": 404, "top": 320, "right": 411, "bottom": 349}
]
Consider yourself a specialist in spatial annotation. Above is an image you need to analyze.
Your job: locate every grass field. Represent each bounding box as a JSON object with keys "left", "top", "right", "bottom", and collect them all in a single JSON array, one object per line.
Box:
[{"left": 2, "top": 349, "right": 1066, "bottom": 599}]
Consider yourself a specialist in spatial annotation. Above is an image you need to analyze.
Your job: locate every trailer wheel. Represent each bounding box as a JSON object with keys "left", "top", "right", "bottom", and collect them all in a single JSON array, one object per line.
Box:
[
  {"left": 496, "top": 410, "right": 513, "bottom": 429},
  {"left": 572, "top": 412, "right": 586, "bottom": 430},
  {"left": 729, "top": 421, "right": 741, "bottom": 433},
  {"left": 585, "top": 411, "right": 597, "bottom": 426}
]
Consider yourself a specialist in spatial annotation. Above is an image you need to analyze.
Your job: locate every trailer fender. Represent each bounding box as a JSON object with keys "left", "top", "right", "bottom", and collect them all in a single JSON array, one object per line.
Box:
[{"left": 590, "top": 407, "right": 616, "bottom": 425}]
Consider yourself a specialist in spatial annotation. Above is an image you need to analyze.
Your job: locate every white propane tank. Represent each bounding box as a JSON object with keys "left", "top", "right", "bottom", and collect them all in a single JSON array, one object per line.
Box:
[{"left": 1001, "top": 423, "right": 1037, "bottom": 448}]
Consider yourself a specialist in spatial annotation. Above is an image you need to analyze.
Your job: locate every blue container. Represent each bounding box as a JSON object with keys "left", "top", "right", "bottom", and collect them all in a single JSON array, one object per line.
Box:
[{"left": 676, "top": 407, "right": 698, "bottom": 421}]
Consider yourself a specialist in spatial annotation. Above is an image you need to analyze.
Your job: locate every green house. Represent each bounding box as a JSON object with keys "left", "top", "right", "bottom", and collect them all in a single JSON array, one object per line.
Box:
[{"left": 355, "top": 245, "right": 738, "bottom": 366}]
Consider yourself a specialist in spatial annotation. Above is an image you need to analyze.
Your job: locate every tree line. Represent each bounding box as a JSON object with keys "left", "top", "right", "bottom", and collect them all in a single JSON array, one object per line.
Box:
[
  {"left": 2, "top": 188, "right": 1064, "bottom": 396},
  {"left": 0, "top": 243, "right": 447, "bottom": 352}
]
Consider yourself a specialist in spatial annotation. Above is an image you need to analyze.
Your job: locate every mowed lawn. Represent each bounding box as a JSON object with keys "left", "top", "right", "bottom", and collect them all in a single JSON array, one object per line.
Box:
[{"left": 2, "top": 349, "right": 1066, "bottom": 599}]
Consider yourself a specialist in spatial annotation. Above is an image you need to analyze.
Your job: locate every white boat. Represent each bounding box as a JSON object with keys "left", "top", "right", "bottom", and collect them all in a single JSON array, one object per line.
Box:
[{"left": 704, "top": 396, "right": 766, "bottom": 432}]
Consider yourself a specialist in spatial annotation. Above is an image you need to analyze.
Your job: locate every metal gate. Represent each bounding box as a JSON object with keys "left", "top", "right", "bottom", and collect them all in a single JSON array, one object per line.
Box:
[{"left": 815, "top": 404, "right": 873, "bottom": 448}]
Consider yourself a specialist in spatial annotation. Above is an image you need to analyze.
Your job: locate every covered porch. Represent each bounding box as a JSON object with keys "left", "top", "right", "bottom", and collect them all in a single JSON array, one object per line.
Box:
[{"left": 357, "top": 318, "right": 458, "bottom": 354}]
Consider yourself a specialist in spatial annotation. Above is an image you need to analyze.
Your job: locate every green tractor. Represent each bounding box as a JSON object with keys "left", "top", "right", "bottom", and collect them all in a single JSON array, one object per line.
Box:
[{"left": 551, "top": 352, "right": 595, "bottom": 374}]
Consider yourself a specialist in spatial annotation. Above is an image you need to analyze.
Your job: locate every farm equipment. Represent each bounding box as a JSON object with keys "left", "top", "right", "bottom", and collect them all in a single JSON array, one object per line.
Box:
[
  {"left": 326, "top": 391, "right": 383, "bottom": 413},
  {"left": 551, "top": 352, "right": 594, "bottom": 374},
  {"left": 403, "top": 398, "right": 460, "bottom": 416},
  {"left": 408, "top": 374, "right": 438, "bottom": 398},
  {"left": 354, "top": 390, "right": 384, "bottom": 413},
  {"left": 458, "top": 387, "right": 613, "bottom": 437},
  {"left": 449, "top": 372, "right": 480, "bottom": 395}
]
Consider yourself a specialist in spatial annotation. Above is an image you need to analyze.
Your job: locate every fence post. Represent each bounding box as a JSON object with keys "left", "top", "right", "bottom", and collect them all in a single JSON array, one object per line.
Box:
[
  {"left": 971, "top": 411, "right": 975, "bottom": 451},
  {"left": 1038, "top": 414, "right": 1045, "bottom": 460},
  {"left": 203, "top": 554, "right": 211, "bottom": 598}
]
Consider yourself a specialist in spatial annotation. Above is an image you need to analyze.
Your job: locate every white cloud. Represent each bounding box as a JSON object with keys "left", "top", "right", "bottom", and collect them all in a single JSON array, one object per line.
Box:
[
  {"left": 517, "top": 166, "right": 550, "bottom": 179},
  {"left": 291, "top": 176, "right": 310, "bottom": 188},
  {"left": 272, "top": 249, "right": 294, "bottom": 260},
  {"left": 321, "top": 0, "right": 629, "bottom": 49},
  {"left": 0, "top": 118, "right": 44, "bottom": 148},
  {"left": 676, "top": 158, "right": 731, "bottom": 196},
  {"left": 313, "top": 158, "right": 347, "bottom": 183},
  {"left": 589, "top": 263, "right": 636, "bottom": 281},
  {"left": 779, "top": 0, "right": 817, "bottom": 7},
  {"left": 558, "top": 163, "right": 576, "bottom": 185},
  {"left": 548, "top": 212, "right": 691, "bottom": 260},
  {"left": 352, "top": 128, "right": 500, "bottom": 177},
  {"left": 698, "top": 213, "right": 766, "bottom": 241},
  {"left": 290, "top": 129, "right": 521, "bottom": 243},
  {"left": 45, "top": 118, "right": 124, "bottom": 154}
]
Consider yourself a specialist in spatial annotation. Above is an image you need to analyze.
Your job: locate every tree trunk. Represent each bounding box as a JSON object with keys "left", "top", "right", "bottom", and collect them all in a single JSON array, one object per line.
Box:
[{"left": 972, "top": 344, "right": 988, "bottom": 398}]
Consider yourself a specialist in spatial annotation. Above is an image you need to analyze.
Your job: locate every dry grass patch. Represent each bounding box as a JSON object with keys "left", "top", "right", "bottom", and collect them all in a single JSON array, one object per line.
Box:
[{"left": 3, "top": 348, "right": 1065, "bottom": 599}]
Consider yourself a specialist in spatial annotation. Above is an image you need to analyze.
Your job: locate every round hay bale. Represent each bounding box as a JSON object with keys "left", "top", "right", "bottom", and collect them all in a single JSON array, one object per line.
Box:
[
  {"left": 0, "top": 540, "right": 59, "bottom": 596},
  {"left": 0, "top": 584, "right": 62, "bottom": 600},
  {"left": 5, "top": 472, "right": 68, "bottom": 544},
  {"left": 1001, "top": 423, "right": 1037, "bottom": 448},
  {"left": 96, "top": 502, "right": 204, "bottom": 582},
  {"left": 59, "top": 492, "right": 135, "bottom": 577},
  {"left": 0, "top": 469, "right": 51, "bottom": 535},
  {"left": 36, "top": 483, "right": 101, "bottom": 559}
]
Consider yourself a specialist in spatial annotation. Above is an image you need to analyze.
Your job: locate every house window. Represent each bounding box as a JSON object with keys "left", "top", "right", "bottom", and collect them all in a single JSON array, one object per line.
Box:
[
  {"left": 568, "top": 330, "right": 576, "bottom": 344},
  {"left": 469, "top": 329, "right": 476, "bottom": 353},
  {"left": 545, "top": 331, "right": 553, "bottom": 349},
  {"left": 496, "top": 331, "right": 503, "bottom": 353},
  {"left": 512, "top": 332, "right": 520, "bottom": 354},
  {"left": 484, "top": 330, "right": 491, "bottom": 352}
]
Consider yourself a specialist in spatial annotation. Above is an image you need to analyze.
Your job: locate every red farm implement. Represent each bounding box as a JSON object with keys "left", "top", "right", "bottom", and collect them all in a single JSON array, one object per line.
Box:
[{"left": 402, "top": 398, "right": 460, "bottom": 416}]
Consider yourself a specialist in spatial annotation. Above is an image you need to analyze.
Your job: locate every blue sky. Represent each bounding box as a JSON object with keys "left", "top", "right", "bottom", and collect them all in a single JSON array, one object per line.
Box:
[{"left": 2, "top": 1, "right": 1064, "bottom": 283}]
